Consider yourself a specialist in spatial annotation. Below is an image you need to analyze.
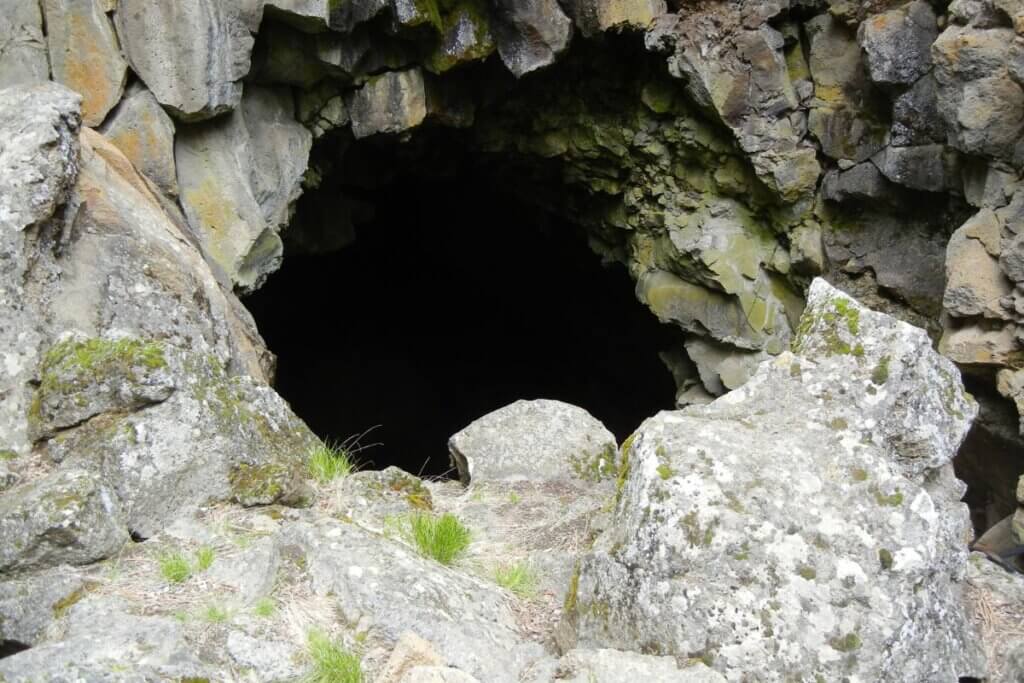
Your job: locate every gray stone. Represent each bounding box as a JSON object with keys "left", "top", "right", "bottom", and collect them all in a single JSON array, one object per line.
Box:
[
  {"left": 492, "top": 0, "right": 573, "bottom": 78},
  {"left": 0, "top": 596, "right": 208, "bottom": 681},
  {"left": 0, "top": 566, "right": 85, "bottom": 645},
  {"left": 328, "top": 0, "right": 390, "bottom": 33},
  {"left": 42, "top": 0, "right": 127, "bottom": 127},
  {"left": 945, "top": 209, "right": 1014, "bottom": 319},
  {"left": 0, "top": 0, "right": 49, "bottom": 88},
  {"left": 566, "top": 279, "right": 982, "bottom": 681},
  {"left": 0, "top": 468, "right": 128, "bottom": 572},
  {"left": 348, "top": 68, "right": 428, "bottom": 139},
  {"left": 891, "top": 74, "right": 946, "bottom": 146},
  {"left": 177, "top": 85, "right": 312, "bottom": 292},
  {"left": 871, "top": 144, "right": 959, "bottom": 193},
  {"left": 38, "top": 340, "right": 316, "bottom": 538},
  {"left": 115, "top": 0, "right": 256, "bottom": 121},
  {"left": 285, "top": 519, "right": 546, "bottom": 681},
  {"left": 100, "top": 83, "right": 179, "bottom": 197},
  {"left": 858, "top": 1, "right": 938, "bottom": 86},
  {"left": 933, "top": 25, "right": 1024, "bottom": 165},
  {"left": 821, "top": 162, "right": 891, "bottom": 202},
  {"left": 0, "top": 83, "right": 80, "bottom": 234},
  {"left": 684, "top": 337, "right": 767, "bottom": 396},
  {"left": 448, "top": 399, "right": 617, "bottom": 485},
  {"left": 654, "top": 11, "right": 820, "bottom": 200}
]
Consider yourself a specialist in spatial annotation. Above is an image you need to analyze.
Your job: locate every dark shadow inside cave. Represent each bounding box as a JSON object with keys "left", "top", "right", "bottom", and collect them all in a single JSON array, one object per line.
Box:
[{"left": 244, "top": 139, "right": 680, "bottom": 478}]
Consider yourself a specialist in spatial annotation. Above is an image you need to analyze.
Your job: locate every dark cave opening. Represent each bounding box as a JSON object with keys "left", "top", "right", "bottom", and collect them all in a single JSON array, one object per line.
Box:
[
  {"left": 0, "top": 640, "right": 30, "bottom": 659},
  {"left": 244, "top": 145, "right": 680, "bottom": 478}
]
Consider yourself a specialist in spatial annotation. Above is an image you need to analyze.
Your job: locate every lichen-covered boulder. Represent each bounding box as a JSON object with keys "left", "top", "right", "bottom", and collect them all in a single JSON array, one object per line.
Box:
[
  {"left": 285, "top": 518, "right": 546, "bottom": 680},
  {"left": 33, "top": 337, "right": 317, "bottom": 539},
  {"left": 0, "top": 596, "right": 208, "bottom": 682},
  {"left": 564, "top": 279, "right": 983, "bottom": 681},
  {"left": 0, "top": 565, "right": 85, "bottom": 645},
  {"left": 0, "top": 468, "right": 128, "bottom": 573},
  {"left": 447, "top": 399, "right": 617, "bottom": 485}
]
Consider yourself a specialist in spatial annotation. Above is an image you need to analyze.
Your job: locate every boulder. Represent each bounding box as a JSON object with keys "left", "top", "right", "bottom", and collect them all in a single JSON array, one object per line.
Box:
[
  {"left": 858, "top": 1, "right": 938, "bottom": 87},
  {"left": 0, "top": 566, "right": 85, "bottom": 645},
  {"left": 891, "top": 74, "right": 946, "bottom": 146},
  {"left": 0, "top": 83, "right": 81, "bottom": 234},
  {"left": 565, "top": 279, "right": 983, "bottom": 681},
  {"left": 0, "top": 0, "right": 49, "bottom": 88},
  {"left": 0, "top": 468, "right": 128, "bottom": 572},
  {"left": 348, "top": 68, "right": 428, "bottom": 139},
  {"left": 492, "top": 0, "right": 574, "bottom": 78},
  {"left": 115, "top": 0, "right": 256, "bottom": 121},
  {"left": 35, "top": 338, "right": 316, "bottom": 539},
  {"left": 285, "top": 518, "right": 546, "bottom": 680},
  {"left": 101, "top": 82, "right": 180, "bottom": 197},
  {"left": 870, "top": 144, "right": 959, "bottom": 193},
  {"left": 0, "top": 596, "right": 208, "bottom": 681},
  {"left": 177, "top": 85, "right": 312, "bottom": 292},
  {"left": 42, "top": 0, "right": 127, "bottom": 127},
  {"left": 932, "top": 24, "right": 1024, "bottom": 165},
  {"left": 447, "top": 399, "right": 617, "bottom": 485},
  {"left": 945, "top": 209, "right": 1014, "bottom": 319}
]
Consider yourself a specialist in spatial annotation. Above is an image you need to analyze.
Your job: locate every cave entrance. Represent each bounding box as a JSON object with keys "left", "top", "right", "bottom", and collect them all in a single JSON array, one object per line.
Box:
[{"left": 243, "top": 135, "right": 680, "bottom": 478}]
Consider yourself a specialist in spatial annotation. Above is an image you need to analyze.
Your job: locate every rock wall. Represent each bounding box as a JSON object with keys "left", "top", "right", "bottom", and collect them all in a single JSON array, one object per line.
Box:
[
  {"left": 1, "top": 0, "right": 1024, "bottom": 679},
  {"left": 3, "top": 0, "right": 1018, "bottom": 435}
]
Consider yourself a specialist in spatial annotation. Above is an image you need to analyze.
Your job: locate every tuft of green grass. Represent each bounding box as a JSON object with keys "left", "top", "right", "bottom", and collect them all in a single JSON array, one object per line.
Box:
[
  {"left": 308, "top": 442, "right": 356, "bottom": 484},
  {"left": 408, "top": 512, "right": 471, "bottom": 565},
  {"left": 494, "top": 562, "right": 537, "bottom": 598},
  {"left": 158, "top": 552, "right": 192, "bottom": 584},
  {"left": 202, "top": 604, "right": 230, "bottom": 623},
  {"left": 253, "top": 597, "right": 276, "bottom": 618},
  {"left": 195, "top": 546, "right": 215, "bottom": 571},
  {"left": 305, "top": 630, "right": 363, "bottom": 683}
]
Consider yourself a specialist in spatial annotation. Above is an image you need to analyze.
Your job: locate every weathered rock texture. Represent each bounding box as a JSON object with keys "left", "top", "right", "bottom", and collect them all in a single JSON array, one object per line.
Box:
[
  {"left": 0, "top": 85, "right": 311, "bottom": 573},
  {"left": 3, "top": 0, "right": 1024, "bottom": 678},
  {"left": 564, "top": 279, "right": 983, "bottom": 681}
]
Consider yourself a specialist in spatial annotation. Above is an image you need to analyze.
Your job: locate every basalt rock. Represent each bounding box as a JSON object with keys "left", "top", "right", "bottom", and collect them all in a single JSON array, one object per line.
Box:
[{"left": 564, "top": 280, "right": 983, "bottom": 681}]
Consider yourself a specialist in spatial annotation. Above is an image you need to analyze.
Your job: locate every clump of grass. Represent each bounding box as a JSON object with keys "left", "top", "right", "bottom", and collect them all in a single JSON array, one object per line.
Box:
[
  {"left": 494, "top": 562, "right": 537, "bottom": 598},
  {"left": 253, "top": 596, "right": 276, "bottom": 618},
  {"left": 158, "top": 552, "right": 192, "bottom": 584},
  {"left": 408, "top": 512, "right": 471, "bottom": 565},
  {"left": 305, "top": 629, "right": 363, "bottom": 683},
  {"left": 308, "top": 442, "right": 355, "bottom": 483},
  {"left": 202, "top": 604, "right": 230, "bottom": 623},
  {"left": 195, "top": 546, "right": 215, "bottom": 571},
  {"left": 307, "top": 429, "right": 382, "bottom": 484}
]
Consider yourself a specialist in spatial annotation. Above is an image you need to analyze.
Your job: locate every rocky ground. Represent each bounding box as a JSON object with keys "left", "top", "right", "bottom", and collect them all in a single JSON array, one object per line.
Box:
[{"left": 3, "top": 0, "right": 1024, "bottom": 680}]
